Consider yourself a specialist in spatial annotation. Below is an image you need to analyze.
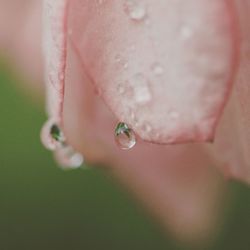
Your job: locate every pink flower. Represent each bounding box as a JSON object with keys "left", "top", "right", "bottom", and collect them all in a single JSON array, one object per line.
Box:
[{"left": 1, "top": 0, "right": 250, "bottom": 244}]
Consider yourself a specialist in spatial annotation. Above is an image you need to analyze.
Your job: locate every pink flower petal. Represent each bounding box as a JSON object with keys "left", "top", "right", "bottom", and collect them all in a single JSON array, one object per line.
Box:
[
  {"left": 62, "top": 43, "right": 226, "bottom": 242},
  {"left": 206, "top": 1, "right": 250, "bottom": 184},
  {"left": 43, "top": 0, "right": 69, "bottom": 121},
  {"left": 67, "top": 0, "right": 237, "bottom": 144},
  {"left": 0, "top": 0, "right": 43, "bottom": 85}
]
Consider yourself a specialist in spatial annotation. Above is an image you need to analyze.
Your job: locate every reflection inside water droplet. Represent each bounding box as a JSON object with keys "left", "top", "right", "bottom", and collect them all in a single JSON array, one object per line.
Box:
[
  {"left": 41, "top": 119, "right": 65, "bottom": 151},
  {"left": 115, "top": 122, "right": 136, "bottom": 150}
]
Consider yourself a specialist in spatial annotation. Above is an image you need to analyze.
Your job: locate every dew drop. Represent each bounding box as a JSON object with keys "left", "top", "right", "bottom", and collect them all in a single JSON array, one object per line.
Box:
[
  {"left": 142, "top": 124, "right": 152, "bottom": 133},
  {"left": 117, "top": 84, "right": 125, "bottom": 95},
  {"left": 151, "top": 63, "right": 164, "bottom": 76},
  {"left": 115, "top": 122, "right": 136, "bottom": 150},
  {"left": 132, "top": 73, "right": 152, "bottom": 104},
  {"left": 124, "top": 0, "right": 146, "bottom": 21},
  {"left": 55, "top": 145, "right": 84, "bottom": 170},
  {"left": 124, "top": 62, "right": 128, "bottom": 69},
  {"left": 115, "top": 54, "right": 122, "bottom": 63},
  {"left": 180, "top": 26, "right": 193, "bottom": 40},
  {"left": 41, "top": 119, "right": 65, "bottom": 151},
  {"left": 169, "top": 110, "right": 180, "bottom": 119}
]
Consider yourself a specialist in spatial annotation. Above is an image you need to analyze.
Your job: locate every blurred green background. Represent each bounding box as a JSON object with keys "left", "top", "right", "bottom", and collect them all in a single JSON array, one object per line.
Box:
[{"left": 0, "top": 61, "right": 250, "bottom": 250}]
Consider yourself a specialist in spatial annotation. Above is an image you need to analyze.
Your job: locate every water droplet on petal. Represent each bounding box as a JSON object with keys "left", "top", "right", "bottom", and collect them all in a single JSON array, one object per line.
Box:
[
  {"left": 132, "top": 73, "right": 152, "bottom": 104},
  {"left": 115, "top": 54, "right": 122, "bottom": 63},
  {"left": 41, "top": 119, "right": 65, "bottom": 151},
  {"left": 169, "top": 110, "right": 180, "bottom": 120},
  {"left": 117, "top": 84, "right": 125, "bottom": 95},
  {"left": 151, "top": 63, "right": 164, "bottom": 76},
  {"left": 142, "top": 124, "right": 152, "bottom": 133},
  {"left": 180, "top": 25, "right": 193, "bottom": 40},
  {"left": 124, "top": 62, "right": 128, "bottom": 69},
  {"left": 124, "top": 0, "right": 146, "bottom": 21},
  {"left": 55, "top": 145, "right": 84, "bottom": 170},
  {"left": 115, "top": 122, "right": 136, "bottom": 150}
]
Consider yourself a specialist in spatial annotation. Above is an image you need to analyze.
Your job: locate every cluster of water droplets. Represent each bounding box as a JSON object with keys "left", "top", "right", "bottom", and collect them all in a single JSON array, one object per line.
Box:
[{"left": 41, "top": 119, "right": 84, "bottom": 170}]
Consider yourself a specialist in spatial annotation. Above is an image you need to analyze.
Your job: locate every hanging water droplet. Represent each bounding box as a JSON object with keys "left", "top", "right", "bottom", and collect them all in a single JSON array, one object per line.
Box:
[
  {"left": 55, "top": 145, "right": 84, "bottom": 170},
  {"left": 124, "top": 0, "right": 146, "bottom": 21},
  {"left": 115, "top": 122, "right": 136, "bottom": 150},
  {"left": 41, "top": 119, "right": 65, "bottom": 151}
]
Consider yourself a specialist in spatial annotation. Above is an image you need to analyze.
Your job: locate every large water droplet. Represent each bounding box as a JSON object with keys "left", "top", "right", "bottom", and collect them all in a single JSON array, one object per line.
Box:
[
  {"left": 115, "top": 122, "right": 136, "bottom": 150},
  {"left": 41, "top": 119, "right": 65, "bottom": 151},
  {"left": 55, "top": 145, "right": 84, "bottom": 170},
  {"left": 124, "top": 0, "right": 146, "bottom": 21}
]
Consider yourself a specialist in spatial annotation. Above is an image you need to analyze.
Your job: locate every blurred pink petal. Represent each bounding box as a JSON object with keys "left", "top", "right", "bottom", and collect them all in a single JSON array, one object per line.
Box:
[
  {"left": 205, "top": 1, "right": 250, "bottom": 184},
  {"left": 0, "top": 0, "right": 43, "bottom": 84}
]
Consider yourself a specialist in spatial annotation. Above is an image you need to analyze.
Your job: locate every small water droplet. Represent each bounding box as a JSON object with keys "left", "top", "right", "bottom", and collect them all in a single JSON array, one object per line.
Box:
[
  {"left": 151, "top": 63, "right": 164, "bottom": 76},
  {"left": 115, "top": 54, "right": 122, "bottom": 63},
  {"left": 132, "top": 73, "right": 152, "bottom": 104},
  {"left": 117, "top": 84, "right": 125, "bottom": 95},
  {"left": 124, "top": 62, "right": 128, "bottom": 69},
  {"left": 130, "top": 45, "right": 136, "bottom": 52},
  {"left": 124, "top": 0, "right": 146, "bottom": 21},
  {"left": 55, "top": 145, "right": 84, "bottom": 170},
  {"left": 143, "top": 124, "right": 152, "bottom": 133},
  {"left": 41, "top": 119, "right": 65, "bottom": 151},
  {"left": 169, "top": 111, "right": 180, "bottom": 119},
  {"left": 115, "top": 122, "right": 136, "bottom": 150},
  {"left": 180, "top": 26, "right": 193, "bottom": 40}
]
